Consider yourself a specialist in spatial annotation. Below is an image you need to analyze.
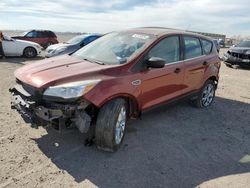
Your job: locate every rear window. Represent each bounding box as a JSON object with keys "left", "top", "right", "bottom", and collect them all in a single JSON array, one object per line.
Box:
[
  {"left": 201, "top": 39, "right": 213, "bottom": 55},
  {"left": 184, "top": 36, "right": 202, "bottom": 59},
  {"left": 41, "top": 31, "right": 56, "bottom": 38}
]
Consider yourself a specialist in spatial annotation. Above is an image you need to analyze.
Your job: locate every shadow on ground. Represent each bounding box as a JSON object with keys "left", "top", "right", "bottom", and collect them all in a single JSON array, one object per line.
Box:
[
  {"left": 0, "top": 56, "right": 44, "bottom": 64},
  {"left": 34, "top": 96, "right": 250, "bottom": 188}
]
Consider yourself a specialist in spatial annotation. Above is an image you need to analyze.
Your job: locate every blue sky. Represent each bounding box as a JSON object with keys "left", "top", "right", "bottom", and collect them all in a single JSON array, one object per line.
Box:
[{"left": 0, "top": 0, "right": 250, "bottom": 37}]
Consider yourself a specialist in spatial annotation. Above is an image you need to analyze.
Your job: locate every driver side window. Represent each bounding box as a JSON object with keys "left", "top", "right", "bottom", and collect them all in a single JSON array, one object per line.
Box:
[{"left": 148, "top": 36, "right": 180, "bottom": 64}]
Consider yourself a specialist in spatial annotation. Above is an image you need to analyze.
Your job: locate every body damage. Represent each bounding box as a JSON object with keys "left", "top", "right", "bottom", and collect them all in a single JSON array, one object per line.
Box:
[
  {"left": 223, "top": 44, "right": 250, "bottom": 67},
  {"left": 10, "top": 28, "right": 220, "bottom": 138}
]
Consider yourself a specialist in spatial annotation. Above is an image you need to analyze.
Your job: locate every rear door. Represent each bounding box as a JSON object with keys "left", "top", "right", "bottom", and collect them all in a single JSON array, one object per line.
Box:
[
  {"left": 138, "top": 35, "right": 185, "bottom": 110},
  {"left": 182, "top": 35, "right": 207, "bottom": 93}
]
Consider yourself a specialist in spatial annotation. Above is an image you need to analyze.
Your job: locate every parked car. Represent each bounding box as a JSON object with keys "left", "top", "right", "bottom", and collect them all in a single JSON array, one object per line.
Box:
[
  {"left": 218, "top": 39, "right": 225, "bottom": 47},
  {"left": 45, "top": 34, "right": 102, "bottom": 58},
  {"left": 1, "top": 35, "right": 42, "bottom": 58},
  {"left": 12, "top": 30, "right": 58, "bottom": 48},
  {"left": 223, "top": 40, "right": 250, "bottom": 68},
  {"left": 213, "top": 39, "right": 220, "bottom": 53},
  {"left": 10, "top": 27, "right": 220, "bottom": 152}
]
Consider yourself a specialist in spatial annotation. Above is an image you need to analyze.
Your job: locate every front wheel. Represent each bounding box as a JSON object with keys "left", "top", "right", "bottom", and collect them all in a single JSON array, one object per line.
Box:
[
  {"left": 23, "top": 47, "right": 37, "bottom": 58},
  {"left": 95, "top": 98, "right": 127, "bottom": 152},
  {"left": 191, "top": 80, "right": 216, "bottom": 108}
]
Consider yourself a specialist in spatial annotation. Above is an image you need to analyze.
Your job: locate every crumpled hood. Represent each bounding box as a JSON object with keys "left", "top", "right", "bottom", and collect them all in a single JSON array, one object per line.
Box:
[
  {"left": 15, "top": 55, "right": 114, "bottom": 89},
  {"left": 229, "top": 47, "right": 250, "bottom": 54}
]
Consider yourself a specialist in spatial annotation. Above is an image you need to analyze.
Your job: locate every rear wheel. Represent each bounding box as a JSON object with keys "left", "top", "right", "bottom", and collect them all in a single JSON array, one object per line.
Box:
[
  {"left": 191, "top": 80, "right": 216, "bottom": 108},
  {"left": 23, "top": 47, "right": 37, "bottom": 58},
  {"left": 95, "top": 98, "right": 127, "bottom": 152}
]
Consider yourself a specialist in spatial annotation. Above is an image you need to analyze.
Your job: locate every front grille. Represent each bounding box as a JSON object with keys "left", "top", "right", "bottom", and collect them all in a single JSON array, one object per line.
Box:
[{"left": 230, "top": 52, "right": 250, "bottom": 59}]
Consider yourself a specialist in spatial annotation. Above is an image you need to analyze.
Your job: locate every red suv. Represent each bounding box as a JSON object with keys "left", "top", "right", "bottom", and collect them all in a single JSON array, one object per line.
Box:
[
  {"left": 10, "top": 27, "right": 220, "bottom": 152},
  {"left": 13, "top": 30, "right": 58, "bottom": 48}
]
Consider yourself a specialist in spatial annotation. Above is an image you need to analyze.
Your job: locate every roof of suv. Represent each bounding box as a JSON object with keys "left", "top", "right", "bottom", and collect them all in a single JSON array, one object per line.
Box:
[
  {"left": 30, "top": 29, "right": 54, "bottom": 32},
  {"left": 126, "top": 27, "right": 211, "bottom": 39}
]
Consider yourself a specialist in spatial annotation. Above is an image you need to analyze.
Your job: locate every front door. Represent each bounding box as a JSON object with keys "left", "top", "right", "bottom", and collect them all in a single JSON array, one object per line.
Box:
[
  {"left": 2, "top": 38, "right": 17, "bottom": 56},
  {"left": 138, "top": 35, "right": 185, "bottom": 110}
]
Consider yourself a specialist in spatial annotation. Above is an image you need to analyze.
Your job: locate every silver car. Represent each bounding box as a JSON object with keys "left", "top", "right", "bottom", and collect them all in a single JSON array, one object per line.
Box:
[{"left": 45, "top": 34, "right": 102, "bottom": 58}]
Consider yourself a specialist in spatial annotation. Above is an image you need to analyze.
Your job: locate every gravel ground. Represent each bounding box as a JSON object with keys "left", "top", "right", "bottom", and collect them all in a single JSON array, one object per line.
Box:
[{"left": 0, "top": 48, "right": 250, "bottom": 188}]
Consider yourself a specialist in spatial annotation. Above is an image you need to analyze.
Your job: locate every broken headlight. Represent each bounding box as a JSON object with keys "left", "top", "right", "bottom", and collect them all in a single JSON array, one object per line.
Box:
[{"left": 43, "top": 80, "right": 100, "bottom": 99}]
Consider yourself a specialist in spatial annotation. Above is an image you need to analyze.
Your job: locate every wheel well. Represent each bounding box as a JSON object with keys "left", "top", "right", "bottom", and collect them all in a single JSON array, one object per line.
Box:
[
  {"left": 23, "top": 46, "right": 37, "bottom": 56},
  {"left": 207, "top": 76, "right": 218, "bottom": 88},
  {"left": 98, "top": 96, "right": 140, "bottom": 119}
]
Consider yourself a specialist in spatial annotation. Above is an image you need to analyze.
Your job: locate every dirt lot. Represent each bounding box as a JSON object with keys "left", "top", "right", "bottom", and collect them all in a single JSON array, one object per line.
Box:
[{"left": 0, "top": 48, "right": 250, "bottom": 188}]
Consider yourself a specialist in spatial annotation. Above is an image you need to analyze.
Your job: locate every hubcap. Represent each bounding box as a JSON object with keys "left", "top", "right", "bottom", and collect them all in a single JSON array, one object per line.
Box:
[
  {"left": 26, "top": 50, "right": 34, "bottom": 57},
  {"left": 201, "top": 83, "right": 214, "bottom": 107},
  {"left": 115, "top": 106, "right": 126, "bottom": 145}
]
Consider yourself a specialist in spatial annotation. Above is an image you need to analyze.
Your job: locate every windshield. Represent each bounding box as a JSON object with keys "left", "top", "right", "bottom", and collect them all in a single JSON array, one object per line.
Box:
[
  {"left": 72, "top": 32, "right": 156, "bottom": 65},
  {"left": 236, "top": 41, "right": 250, "bottom": 48},
  {"left": 66, "top": 35, "right": 86, "bottom": 44}
]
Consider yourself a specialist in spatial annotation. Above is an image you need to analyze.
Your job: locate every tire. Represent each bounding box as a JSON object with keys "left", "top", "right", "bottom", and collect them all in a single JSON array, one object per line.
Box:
[
  {"left": 23, "top": 47, "right": 37, "bottom": 58},
  {"left": 95, "top": 98, "right": 127, "bottom": 152},
  {"left": 191, "top": 80, "right": 216, "bottom": 108}
]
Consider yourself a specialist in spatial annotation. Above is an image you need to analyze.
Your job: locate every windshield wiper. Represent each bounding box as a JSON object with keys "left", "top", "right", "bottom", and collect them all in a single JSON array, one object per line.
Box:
[{"left": 83, "top": 58, "right": 105, "bottom": 65}]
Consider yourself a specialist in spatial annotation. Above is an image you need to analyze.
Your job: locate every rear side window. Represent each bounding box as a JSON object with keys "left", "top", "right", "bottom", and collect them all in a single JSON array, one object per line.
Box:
[
  {"left": 37, "top": 31, "right": 44, "bottom": 38},
  {"left": 184, "top": 36, "right": 202, "bottom": 59},
  {"left": 42, "top": 31, "right": 50, "bottom": 37},
  {"left": 201, "top": 39, "right": 213, "bottom": 55},
  {"left": 148, "top": 36, "right": 180, "bottom": 64},
  {"left": 48, "top": 31, "right": 56, "bottom": 37}
]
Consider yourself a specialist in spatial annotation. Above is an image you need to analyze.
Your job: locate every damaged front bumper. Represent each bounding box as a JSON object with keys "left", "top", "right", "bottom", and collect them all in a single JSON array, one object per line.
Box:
[
  {"left": 9, "top": 85, "right": 92, "bottom": 133},
  {"left": 223, "top": 53, "right": 250, "bottom": 67}
]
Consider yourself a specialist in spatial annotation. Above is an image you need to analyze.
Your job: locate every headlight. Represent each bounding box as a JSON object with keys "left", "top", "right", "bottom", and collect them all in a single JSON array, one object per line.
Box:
[
  {"left": 54, "top": 47, "right": 67, "bottom": 54},
  {"left": 43, "top": 80, "right": 100, "bottom": 99},
  {"left": 34, "top": 44, "right": 42, "bottom": 48}
]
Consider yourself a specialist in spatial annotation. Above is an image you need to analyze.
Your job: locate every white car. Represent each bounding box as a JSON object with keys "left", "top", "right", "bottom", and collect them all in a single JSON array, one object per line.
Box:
[{"left": 1, "top": 36, "right": 42, "bottom": 58}]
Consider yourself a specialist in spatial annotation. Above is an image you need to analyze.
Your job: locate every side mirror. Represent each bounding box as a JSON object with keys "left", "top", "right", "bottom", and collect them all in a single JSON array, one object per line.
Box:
[{"left": 147, "top": 57, "right": 165, "bottom": 68}]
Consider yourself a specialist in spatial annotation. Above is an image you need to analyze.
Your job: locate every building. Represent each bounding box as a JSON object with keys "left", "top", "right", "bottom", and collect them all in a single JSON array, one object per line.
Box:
[{"left": 188, "top": 30, "right": 226, "bottom": 41}]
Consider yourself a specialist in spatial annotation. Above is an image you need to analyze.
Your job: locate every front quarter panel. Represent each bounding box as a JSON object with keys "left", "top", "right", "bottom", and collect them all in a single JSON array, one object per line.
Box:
[
  {"left": 84, "top": 75, "right": 141, "bottom": 109},
  {"left": 16, "top": 41, "right": 41, "bottom": 55}
]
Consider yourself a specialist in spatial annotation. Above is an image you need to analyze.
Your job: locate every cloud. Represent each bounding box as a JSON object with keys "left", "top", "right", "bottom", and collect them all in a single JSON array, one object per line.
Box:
[{"left": 0, "top": 0, "right": 250, "bottom": 36}]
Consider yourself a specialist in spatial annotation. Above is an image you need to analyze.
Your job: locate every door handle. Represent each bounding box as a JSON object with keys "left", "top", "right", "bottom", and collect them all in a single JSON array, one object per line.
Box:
[
  {"left": 203, "top": 61, "right": 208, "bottom": 66},
  {"left": 174, "top": 68, "right": 181, "bottom": 74}
]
